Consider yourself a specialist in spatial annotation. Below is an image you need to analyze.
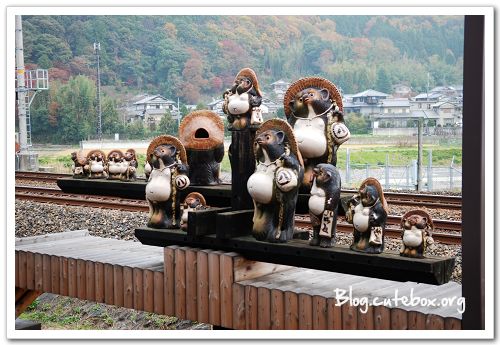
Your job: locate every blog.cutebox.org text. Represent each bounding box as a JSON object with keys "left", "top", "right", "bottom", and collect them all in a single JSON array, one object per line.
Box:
[{"left": 333, "top": 286, "right": 465, "bottom": 314}]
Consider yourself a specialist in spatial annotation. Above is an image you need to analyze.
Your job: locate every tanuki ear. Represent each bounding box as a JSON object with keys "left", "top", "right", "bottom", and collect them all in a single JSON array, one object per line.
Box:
[
  {"left": 168, "top": 146, "right": 177, "bottom": 157},
  {"left": 320, "top": 88, "right": 330, "bottom": 101},
  {"left": 275, "top": 131, "right": 284, "bottom": 145},
  {"left": 289, "top": 100, "right": 295, "bottom": 111}
]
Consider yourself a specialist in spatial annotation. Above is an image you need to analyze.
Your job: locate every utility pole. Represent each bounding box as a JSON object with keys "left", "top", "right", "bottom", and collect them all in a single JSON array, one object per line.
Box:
[
  {"left": 416, "top": 117, "right": 423, "bottom": 191},
  {"left": 94, "top": 42, "right": 102, "bottom": 141},
  {"left": 15, "top": 16, "right": 48, "bottom": 171},
  {"left": 16, "top": 15, "right": 28, "bottom": 155}
]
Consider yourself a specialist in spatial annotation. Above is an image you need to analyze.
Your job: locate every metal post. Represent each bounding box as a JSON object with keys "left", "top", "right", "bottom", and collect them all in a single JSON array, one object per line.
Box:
[
  {"left": 346, "top": 148, "right": 351, "bottom": 184},
  {"left": 365, "top": 163, "right": 369, "bottom": 179},
  {"left": 385, "top": 153, "right": 390, "bottom": 189},
  {"left": 412, "top": 159, "right": 417, "bottom": 189},
  {"left": 427, "top": 149, "right": 433, "bottom": 191},
  {"left": 450, "top": 155, "right": 455, "bottom": 190},
  {"left": 15, "top": 15, "right": 27, "bottom": 154},
  {"left": 406, "top": 164, "right": 410, "bottom": 189},
  {"left": 94, "top": 42, "right": 102, "bottom": 141},
  {"left": 416, "top": 118, "right": 423, "bottom": 191}
]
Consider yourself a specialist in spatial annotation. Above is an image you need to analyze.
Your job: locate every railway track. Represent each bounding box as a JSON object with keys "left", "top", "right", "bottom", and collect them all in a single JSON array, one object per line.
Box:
[
  {"left": 15, "top": 172, "right": 462, "bottom": 210},
  {"left": 16, "top": 186, "right": 462, "bottom": 245}
]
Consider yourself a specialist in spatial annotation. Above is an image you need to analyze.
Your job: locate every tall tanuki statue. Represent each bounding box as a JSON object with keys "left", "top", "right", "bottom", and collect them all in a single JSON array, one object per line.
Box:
[
  {"left": 284, "top": 77, "right": 350, "bottom": 193},
  {"left": 223, "top": 68, "right": 263, "bottom": 210},
  {"left": 247, "top": 119, "right": 304, "bottom": 243}
]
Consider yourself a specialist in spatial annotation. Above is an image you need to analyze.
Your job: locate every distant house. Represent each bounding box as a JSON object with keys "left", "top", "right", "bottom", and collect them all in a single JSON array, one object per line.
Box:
[
  {"left": 343, "top": 89, "right": 390, "bottom": 117},
  {"left": 270, "top": 80, "right": 291, "bottom": 101},
  {"left": 372, "top": 98, "right": 414, "bottom": 128},
  {"left": 207, "top": 99, "right": 225, "bottom": 116},
  {"left": 122, "top": 94, "right": 179, "bottom": 127},
  {"left": 392, "top": 83, "right": 413, "bottom": 98}
]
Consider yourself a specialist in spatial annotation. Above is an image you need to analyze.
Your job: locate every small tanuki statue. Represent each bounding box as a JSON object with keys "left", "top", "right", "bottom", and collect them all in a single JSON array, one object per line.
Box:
[
  {"left": 346, "top": 178, "right": 388, "bottom": 254},
  {"left": 122, "top": 148, "right": 138, "bottom": 181},
  {"left": 86, "top": 149, "right": 107, "bottom": 179},
  {"left": 400, "top": 210, "right": 435, "bottom": 258},
  {"left": 145, "top": 135, "right": 190, "bottom": 229},
  {"left": 144, "top": 161, "right": 152, "bottom": 180},
  {"left": 70, "top": 151, "right": 88, "bottom": 178},
  {"left": 223, "top": 68, "right": 263, "bottom": 210},
  {"left": 179, "top": 110, "right": 225, "bottom": 185},
  {"left": 308, "top": 163, "right": 341, "bottom": 248},
  {"left": 180, "top": 192, "right": 209, "bottom": 231},
  {"left": 106, "top": 150, "right": 125, "bottom": 180},
  {"left": 284, "top": 77, "right": 350, "bottom": 192},
  {"left": 247, "top": 119, "right": 304, "bottom": 243}
]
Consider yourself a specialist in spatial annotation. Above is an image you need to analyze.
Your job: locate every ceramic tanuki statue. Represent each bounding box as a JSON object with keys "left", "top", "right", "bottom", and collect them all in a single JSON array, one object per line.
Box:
[
  {"left": 145, "top": 135, "right": 190, "bottom": 229},
  {"left": 284, "top": 77, "right": 350, "bottom": 192},
  {"left": 70, "top": 151, "right": 88, "bottom": 178},
  {"left": 179, "top": 110, "right": 225, "bottom": 185},
  {"left": 346, "top": 178, "right": 388, "bottom": 254},
  {"left": 144, "top": 161, "right": 152, "bottom": 180},
  {"left": 122, "top": 148, "right": 138, "bottom": 181},
  {"left": 86, "top": 149, "right": 107, "bottom": 179},
  {"left": 180, "top": 192, "right": 209, "bottom": 231},
  {"left": 400, "top": 210, "right": 435, "bottom": 258},
  {"left": 223, "top": 68, "right": 263, "bottom": 210},
  {"left": 223, "top": 67, "right": 263, "bottom": 130},
  {"left": 247, "top": 119, "right": 304, "bottom": 243},
  {"left": 308, "top": 163, "right": 341, "bottom": 248},
  {"left": 106, "top": 150, "right": 125, "bottom": 180}
]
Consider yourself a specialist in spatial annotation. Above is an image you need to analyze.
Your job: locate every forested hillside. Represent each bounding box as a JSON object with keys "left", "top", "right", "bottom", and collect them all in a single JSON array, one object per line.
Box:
[{"left": 23, "top": 15, "right": 464, "bottom": 102}]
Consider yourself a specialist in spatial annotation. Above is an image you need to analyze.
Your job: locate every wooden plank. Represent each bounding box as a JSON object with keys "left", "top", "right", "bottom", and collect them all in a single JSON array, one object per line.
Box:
[
  {"left": 136, "top": 227, "right": 456, "bottom": 285},
  {"left": 94, "top": 262, "right": 105, "bottom": 303},
  {"left": 174, "top": 247, "right": 187, "bottom": 319},
  {"left": 85, "top": 261, "right": 95, "bottom": 301},
  {"left": 233, "top": 258, "right": 292, "bottom": 283},
  {"left": 373, "top": 306, "right": 391, "bottom": 330},
  {"left": 444, "top": 317, "right": 461, "bottom": 330},
  {"left": 408, "top": 311, "right": 426, "bottom": 330},
  {"left": 312, "top": 295, "right": 327, "bottom": 330},
  {"left": 143, "top": 269, "right": 155, "bottom": 313},
  {"left": 59, "top": 257, "right": 69, "bottom": 296},
  {"left": 34, "top": 253, "right": 43, "bottom": 291},
  {"left": 164, "top": 245, "right": 178, "bottom": 316},
  {"left": 153, "top": 271, "right": 164, "bottom": 315},
  {"left": 50, "top": 255, "right": 60, "bottom": 294},
  {"left": 298, "top": 293, "right": 313, "bottom": 330},
  {"left": 196, "top": 249, "right": 210, "bottom": 323},
  {"left": 208, "top": 251, "right": 221, "bottom": 326},
  {"left": 219, "top": 252, "right": 237, "bottom": 328},
  {"left": 42, "top": 254, "right": 51, "bottom": 292},
  {"left": 18, "top": 251, "right": 27, "bottom": 289},
  {"left": 216, "top": 209, "right": 254, "bottom": 239},
  {"left": 133, "top": 268, "right": 144, "bottom": 311},
  {"left": 68, "top": 258, "right": 78, "bottom": 298},
  {"left": 257, "top": 287, "right": 271, "bottom": 330},
  {"left": 358, "top": 305, "right": 374, "bottom": 330},
  {"left": 327, "top": 298, "right": 342, "bottom": 330},
  {"left": 15, "top": 230, "right": 89, "bottom": 246},
  {"left": 284, "top": 291, "right": 299, "bottom": 330},
  {"left": 123, "top": 266, "right": 134, "bottom": 309},
  {"left": 75, "top": 259, "right": 86, "bottom": 300},
  {"left": 26, "top": 252, "right": 35, "bottom": 290},
  {"left": 15, "top": 252, "right": 19, "bottom": 287},
  {"left": 270, "top": 289, "right": 284, "bottom": 330},
  {"left": 15, "top": 287, "right": 26, "bottom": 301},
  {"left": 113, "top": 265, "right": 124, "bottom": 307},
  {"left": 426, "top": 314, "right": 445, "bottom": 330},
  {"left": 187, "top": 207, "right": 232, "bottom": 237},
  {"left": 232, "top": 283, "right": 246, "bottom": 330},
  {"left": 341, "top": 303, "right": 357, "bottom": 330},
  {"left": 245, "top": 285, "right": 258, "bottom": 330},
  {"left": 391, "top": 308, "right": 408, "bottom": 330},
  {"left": 185, "top": 248, "right": 199, "bottom": 322}
]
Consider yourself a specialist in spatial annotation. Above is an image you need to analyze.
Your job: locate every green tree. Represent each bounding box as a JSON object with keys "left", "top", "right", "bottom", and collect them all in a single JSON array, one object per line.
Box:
[
  {"left": 375, "top": 68, "right": 391, "bottom": 93},
  {"left": 157, "top": 111, "right": 178, "bottom": 136},
  {"left": 345, "top": 113, "right": 370, "bottom": 134}
]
